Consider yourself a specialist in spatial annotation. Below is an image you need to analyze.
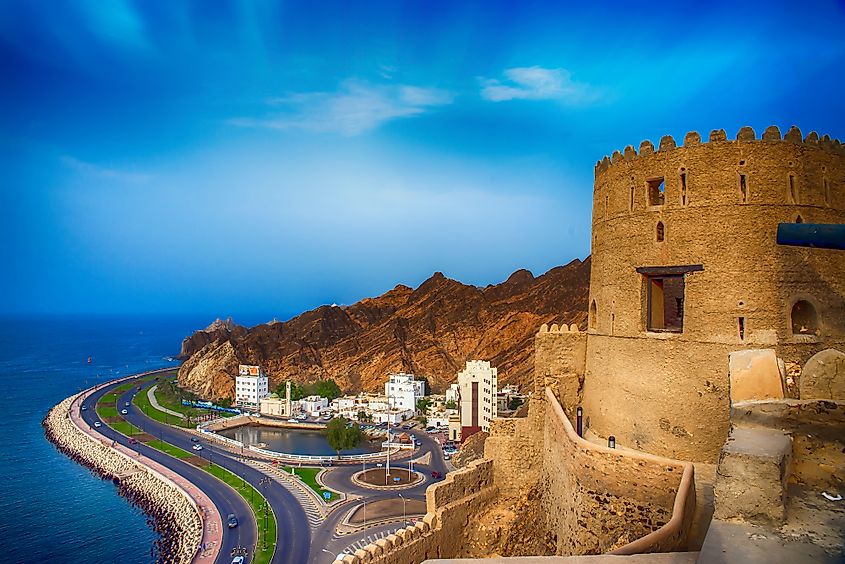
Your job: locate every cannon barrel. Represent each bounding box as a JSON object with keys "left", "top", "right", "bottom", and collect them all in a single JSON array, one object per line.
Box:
[{"left": 776, "top": 223, "right": 845, "bottom": 251}]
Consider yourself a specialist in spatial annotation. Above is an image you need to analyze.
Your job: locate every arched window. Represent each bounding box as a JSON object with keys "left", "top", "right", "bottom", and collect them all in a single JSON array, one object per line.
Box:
[
  {"left": 590, "top": 300, "right": 597, "bottom": 330},
  {"left": 656, "top": 221, "right": 665, "bottom": 242},
  {"left": 791, "top": 300, "right": 819, "bottom": 335}
]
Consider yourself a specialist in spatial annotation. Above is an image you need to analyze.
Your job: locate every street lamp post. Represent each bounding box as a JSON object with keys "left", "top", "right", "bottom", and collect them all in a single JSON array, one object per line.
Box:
[{"left": 398, "top": 493, "right": 406, "bottom": 527}]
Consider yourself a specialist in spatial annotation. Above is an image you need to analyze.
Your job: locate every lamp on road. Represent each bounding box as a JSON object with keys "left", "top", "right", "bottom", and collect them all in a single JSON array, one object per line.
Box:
[
  {"left": 259, "top": 476, "right": 272, "bottom": 550},
  {"left": 398, "top": 493, "right": 406, "bottom": 527}
]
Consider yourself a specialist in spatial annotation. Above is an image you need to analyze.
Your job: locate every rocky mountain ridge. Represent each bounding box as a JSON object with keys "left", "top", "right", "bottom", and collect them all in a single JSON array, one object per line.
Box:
[{"left": 177, "top": 257, "right": 591, "bottom": 400}]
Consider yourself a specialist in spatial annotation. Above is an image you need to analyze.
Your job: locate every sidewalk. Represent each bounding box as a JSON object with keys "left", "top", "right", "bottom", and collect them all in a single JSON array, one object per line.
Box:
[
  {"left": 148, "top": 385, "right": 185, "bottom": 418},
  {"left": 70, "top": 381, "right": 222, "bottom": 563}
]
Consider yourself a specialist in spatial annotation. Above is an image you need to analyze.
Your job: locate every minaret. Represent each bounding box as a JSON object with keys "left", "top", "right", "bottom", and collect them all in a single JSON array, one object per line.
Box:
[{"left": 285, "top": 381, "right": 292, "bottom": 417}]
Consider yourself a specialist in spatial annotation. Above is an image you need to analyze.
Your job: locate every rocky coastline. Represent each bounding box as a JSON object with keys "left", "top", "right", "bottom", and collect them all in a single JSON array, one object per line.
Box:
[{"left": 43, "top": 393, "right": 202, "bottom": 564}]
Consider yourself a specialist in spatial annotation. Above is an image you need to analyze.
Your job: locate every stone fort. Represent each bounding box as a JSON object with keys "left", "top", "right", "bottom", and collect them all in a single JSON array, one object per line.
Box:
[{"left": 338, "top": 126, "right": 845, "bottom": 564}]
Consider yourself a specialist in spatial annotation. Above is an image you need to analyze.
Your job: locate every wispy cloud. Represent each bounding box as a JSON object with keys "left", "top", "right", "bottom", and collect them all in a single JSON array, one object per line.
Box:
[
  {"left": 60, "top": 155, "right": 152, "bottom": 183},
  {"left": 480, "top": 66, "right": 598, "bottom": 103},
  {"left": 229, "top": 80, "right": 454, "bottom": 136}
]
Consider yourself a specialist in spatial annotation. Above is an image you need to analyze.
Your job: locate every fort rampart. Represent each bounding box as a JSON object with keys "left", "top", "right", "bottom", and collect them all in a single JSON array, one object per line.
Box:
[{"left": 585, "top": 125, "right": 845, "bottom": 461}]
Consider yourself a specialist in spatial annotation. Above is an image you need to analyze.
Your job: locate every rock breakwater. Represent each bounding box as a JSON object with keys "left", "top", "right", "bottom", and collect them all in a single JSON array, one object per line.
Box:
[{"left": 43, "top": 394, "right": 202, "bottom": 564}]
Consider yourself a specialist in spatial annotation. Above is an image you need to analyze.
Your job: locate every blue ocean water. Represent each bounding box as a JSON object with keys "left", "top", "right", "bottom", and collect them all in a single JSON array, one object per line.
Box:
[{"left": 0, "top": 315, "right": 230, "bottom": 563}]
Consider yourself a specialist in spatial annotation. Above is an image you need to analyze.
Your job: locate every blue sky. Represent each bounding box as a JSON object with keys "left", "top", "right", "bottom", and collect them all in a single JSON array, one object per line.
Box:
[{"left": 2, "top": 1, "right": 844, "bottom": 318}]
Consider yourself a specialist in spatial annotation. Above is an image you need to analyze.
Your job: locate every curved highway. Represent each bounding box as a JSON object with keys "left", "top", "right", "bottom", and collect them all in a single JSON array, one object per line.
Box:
[
  {"left": 122, "top": 376, "right": 312, "bottom": 564},
  {"left": 80, "top": 381, "right": 256, "bottom": 564}
]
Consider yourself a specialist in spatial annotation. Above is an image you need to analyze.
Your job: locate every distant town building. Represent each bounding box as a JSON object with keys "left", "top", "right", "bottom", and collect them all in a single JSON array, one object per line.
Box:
[
  {"left": 385, "top": 373, "right": 426, "bottom": 412},
  {"left": 448, "top": 414, "right": 461, "bottom": 442},
  {"left": 497, "top": 384, "right": 527, "bottom": 412},
  {"left": 259, "top": 381, "right": 293, "bottom": 417},
  {"left": 445, "top": 383, "right": 460, "bottom": 404},
  {"left": 235, "top": 365, "right": 269, "bottom": 409},
  {"left": 301, "top": 395, "right": 329, "bottom": 416},
  {"left": 457, "top": 360, "right": 498, "bottom": 439}
]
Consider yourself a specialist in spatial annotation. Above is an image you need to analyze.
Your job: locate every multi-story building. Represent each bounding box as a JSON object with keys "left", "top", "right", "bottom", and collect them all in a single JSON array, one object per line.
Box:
[
  {"left": 445, "top": 383, "right": 460, "bottom": 405},
  {"left": 385, "top": 373, "right": 426, "bottom": 412},
  {"left": 457, "top": 360, "right": 498, "bottom": 439},
  {"left": 301, "top": 395, "right": 329, "bottom": 416},
  {"left": 235, "top": 365, "right": 269, "bottom": 409}
]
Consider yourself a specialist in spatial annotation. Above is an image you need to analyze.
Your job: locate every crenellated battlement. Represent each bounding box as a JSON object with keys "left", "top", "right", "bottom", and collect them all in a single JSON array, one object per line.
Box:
[{"left": 595, "top": 125, "right": 844, "bottom": 177}]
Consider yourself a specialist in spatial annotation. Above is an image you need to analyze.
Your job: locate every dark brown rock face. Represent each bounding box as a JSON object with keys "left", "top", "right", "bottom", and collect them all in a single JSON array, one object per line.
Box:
[{"left": 178, "top": 258, "right": 590, "bottom": 399}]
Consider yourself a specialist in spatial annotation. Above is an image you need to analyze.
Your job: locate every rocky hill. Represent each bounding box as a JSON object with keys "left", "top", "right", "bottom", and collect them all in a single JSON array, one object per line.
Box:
[{"left": 177, "top": 257, "right": 590, "bottom": 400}]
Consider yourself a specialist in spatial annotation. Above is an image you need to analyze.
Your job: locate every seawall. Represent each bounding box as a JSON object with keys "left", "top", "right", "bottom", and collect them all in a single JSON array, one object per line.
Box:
[{"left": 43, "top": 389, "right": 204, "bottom": 564}]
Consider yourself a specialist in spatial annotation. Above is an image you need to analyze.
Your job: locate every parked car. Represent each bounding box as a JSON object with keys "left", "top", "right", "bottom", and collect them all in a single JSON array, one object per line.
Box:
[
  {"left": 227, "top": 513, "right": 238, "bottom": 528},
  {"left": 415, "top": 440, "right": 422, "bottom": 446},
  {"left": 192, "top": 444, "right": 203, "bottom": 451},
  {"left": 120, "top": 409, "right": 128, "bottom": 415},
  {"left": 287, "top": 419, "right": 298, "bottom": 423},
  {"left": 93, "top": 421, "right": 102, "bottom": 428}
]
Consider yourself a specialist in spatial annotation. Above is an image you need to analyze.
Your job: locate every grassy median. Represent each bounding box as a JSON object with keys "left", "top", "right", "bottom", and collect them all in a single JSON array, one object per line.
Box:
[
  {"left": 283, "top": 466, "right": 339, "bottom": 501},
  {"left": 145, "top": 441, "right": 277, "bottom": 564}
]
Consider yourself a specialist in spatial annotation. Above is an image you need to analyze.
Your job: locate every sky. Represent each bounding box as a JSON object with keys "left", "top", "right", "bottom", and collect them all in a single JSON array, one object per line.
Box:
[{"left": 2, "top": 0, "right": 844, "bottom": 319}]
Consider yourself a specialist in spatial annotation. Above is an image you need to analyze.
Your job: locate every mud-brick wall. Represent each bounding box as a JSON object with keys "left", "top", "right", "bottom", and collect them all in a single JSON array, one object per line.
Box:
[
  {"left": 484, "top": 399, "right": 544, "bottom": 498},
  {"left": 542, "top": 388, "right": 690, "bottom": 555},
  {"left": 351, "top": 459, "right": 496, "bottom": 564},
  {"left": 534, "top": 327, "right": 587, "bottom": 421}
]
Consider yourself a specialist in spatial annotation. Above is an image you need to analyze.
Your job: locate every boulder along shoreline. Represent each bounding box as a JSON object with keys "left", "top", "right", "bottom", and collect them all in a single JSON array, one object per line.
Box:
[{"left": 43, "top": 393, "right": 202, "bottom": 564}]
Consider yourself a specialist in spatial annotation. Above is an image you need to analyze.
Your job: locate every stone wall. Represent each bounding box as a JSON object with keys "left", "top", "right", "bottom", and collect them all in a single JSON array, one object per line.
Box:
[
  {"left": 586, "top": 126, "right": 845, "bottom": 461},
  {"left": 339, "top": 459, "right": 497, "bottom": 564},
  {"left": 541, "top": 387, "right": 695, "bottom": 555},
  {"left": 43, "top": 394, "right": 203, "bottom": 564},
  {"left": 535, "top": 325, "right": 587, "bottom": 422}
]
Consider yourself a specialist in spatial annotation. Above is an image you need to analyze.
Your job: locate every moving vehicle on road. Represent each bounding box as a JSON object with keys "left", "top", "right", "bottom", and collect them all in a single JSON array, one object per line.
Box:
[
  {"left": 81, "top": 406, "right": 87, "bottom": 411},
  {"left": 93, "top": 421, "right": 102, "bottom": 428},
  {"left": 192, "top": 444, "right": 203, "bottom": 451},
  {"left": 190, "top": 437, "right": 199, "bottom": 442},
  {"left": 128, "top": 438, "right": 138, "bottom": 445},
  {"left": 431, "top": 471, "right": 442, "bottom": 479},
  {"left": 120, "top": 409, "right": 128, "bottom": 415},
  {"left": 227, "top": 513, "right": 238, "bottom": 528},
  {"left": 124, "top": 402, "right": 129, "bottom": 407},
  {"left": 231, "top": 557, "right": 244, "bottom": 564}
]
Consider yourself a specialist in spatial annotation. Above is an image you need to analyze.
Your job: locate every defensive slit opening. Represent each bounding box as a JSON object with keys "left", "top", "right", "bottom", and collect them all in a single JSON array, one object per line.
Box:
[
  {"left": 738, "top": 317, "right": 745, "bottom": 341},
  {"left": 739, "top": 174, "right": 747, "bottom": 203},
  {"left": 656, "top": 221, "right": 665, "bottom": 242}
]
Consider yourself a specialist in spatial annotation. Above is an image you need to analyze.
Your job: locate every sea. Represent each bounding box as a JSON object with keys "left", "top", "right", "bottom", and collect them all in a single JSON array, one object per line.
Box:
[{"left": 0, "top": 314, "right": 264, "bottom": 563}]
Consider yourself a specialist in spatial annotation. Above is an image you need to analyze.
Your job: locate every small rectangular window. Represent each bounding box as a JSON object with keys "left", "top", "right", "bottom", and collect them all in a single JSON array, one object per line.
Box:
[
  {"left": 680, "top": 172, "right": 687, "bottom": 206},
  {"left": 646, "top": 274, "right": 684, "bottom": 332},
  {"left": 629, "top": 186, "right": 635, "bottom": 212},
  {"left": 739, "top": 174, "right": 747, "bottom": 203},
  {"left": 647, "top": 177, "right": 665, "bottom": 206}
]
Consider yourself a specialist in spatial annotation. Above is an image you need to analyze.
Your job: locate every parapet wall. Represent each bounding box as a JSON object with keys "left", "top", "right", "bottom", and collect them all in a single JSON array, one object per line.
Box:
[
  {"left": 343, "top": 459, "right": 496, "bottom": 564},
  {"left": 541, "top": 387, "right": 696, "bottom": 555},
  {"left": 535, "top": 324, "right": 587, "bottom": 417}
]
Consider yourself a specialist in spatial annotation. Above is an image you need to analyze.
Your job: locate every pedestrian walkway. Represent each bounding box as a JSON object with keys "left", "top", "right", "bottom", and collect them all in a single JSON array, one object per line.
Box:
[
  {"left": 71, "top": 384, "right": 222, "bottom": 563},
  {"left": 148, "top": 385, "right": 184, "bottom": 418},
  {"left": 245, "top": 459, "right": 326, "bottom": 531}
]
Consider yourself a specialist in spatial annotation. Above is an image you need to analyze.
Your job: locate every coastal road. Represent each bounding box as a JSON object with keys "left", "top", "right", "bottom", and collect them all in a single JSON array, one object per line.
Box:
[
  {"left": 122, "top": 378, "right": 312, "bottom": 564},
  {"left": 80, "top": 383, "right": 256, "bottom": 564}
]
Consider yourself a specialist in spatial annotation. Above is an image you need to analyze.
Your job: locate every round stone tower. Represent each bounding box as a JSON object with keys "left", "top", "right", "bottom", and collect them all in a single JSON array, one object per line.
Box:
[{"left": 582, "top": 125, "right": 845, "bottom": 461}]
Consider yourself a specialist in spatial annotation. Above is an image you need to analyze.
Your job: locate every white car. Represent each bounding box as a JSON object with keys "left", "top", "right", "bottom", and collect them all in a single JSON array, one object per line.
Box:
[
  {"left": 192, "top": 444, "right": 203, "bottom": 451},
  {"left": 121, "top": 409, "right": 128, "bottom": 415},
  {"left": 81, "top": 406, "right": 87, "bottom": 411},
  {"left": 287, "top": 419, "right": 298, "bottom": 423},
  {"left": 93, "top": 421, "right": 102, "bottom": 428}
]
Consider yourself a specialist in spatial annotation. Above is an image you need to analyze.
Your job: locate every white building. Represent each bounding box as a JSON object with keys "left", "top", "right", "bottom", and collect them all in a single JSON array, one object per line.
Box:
[
  {"left": 301, "top": 395, "right": 329, "bottom": 416},
  {"left": 385, "top": 373, "right": 426, "bottom": 412},
  {"left": 457, "top": 360, "right": 498, "bottom": 437},
  {"left": 445, "top": 383, "right": 460, "bottom": 404},
  {"left": 236, "top": 365, "right": 269, "bottom": 409}
]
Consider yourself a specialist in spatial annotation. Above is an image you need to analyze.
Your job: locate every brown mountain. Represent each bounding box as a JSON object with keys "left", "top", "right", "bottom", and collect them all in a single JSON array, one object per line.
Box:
[{"left": 177, "top": 257, "right": 591, "bottom": 400}]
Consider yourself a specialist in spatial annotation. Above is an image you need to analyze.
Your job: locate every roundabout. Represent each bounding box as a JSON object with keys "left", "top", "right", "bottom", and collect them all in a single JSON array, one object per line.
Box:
[{"left": 351, "top": 467, "right": 423, "bottom": 489}]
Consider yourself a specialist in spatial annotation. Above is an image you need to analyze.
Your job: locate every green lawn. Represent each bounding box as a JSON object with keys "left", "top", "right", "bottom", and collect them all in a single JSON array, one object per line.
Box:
[
  {"left": 110, "top": 420, "right": 141, "bottom": 435},
  {"left": 145, "top": 440, "right": 277, "bottom": 564},
  {"left": 133, "top": 385, "right": 195, "bottom": 428},
  {"left": 283, "top": 466, "right": 340, "bottom": 501},
  {"left": 96, "top": 404, "right": 119, "bottom": 418}
]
